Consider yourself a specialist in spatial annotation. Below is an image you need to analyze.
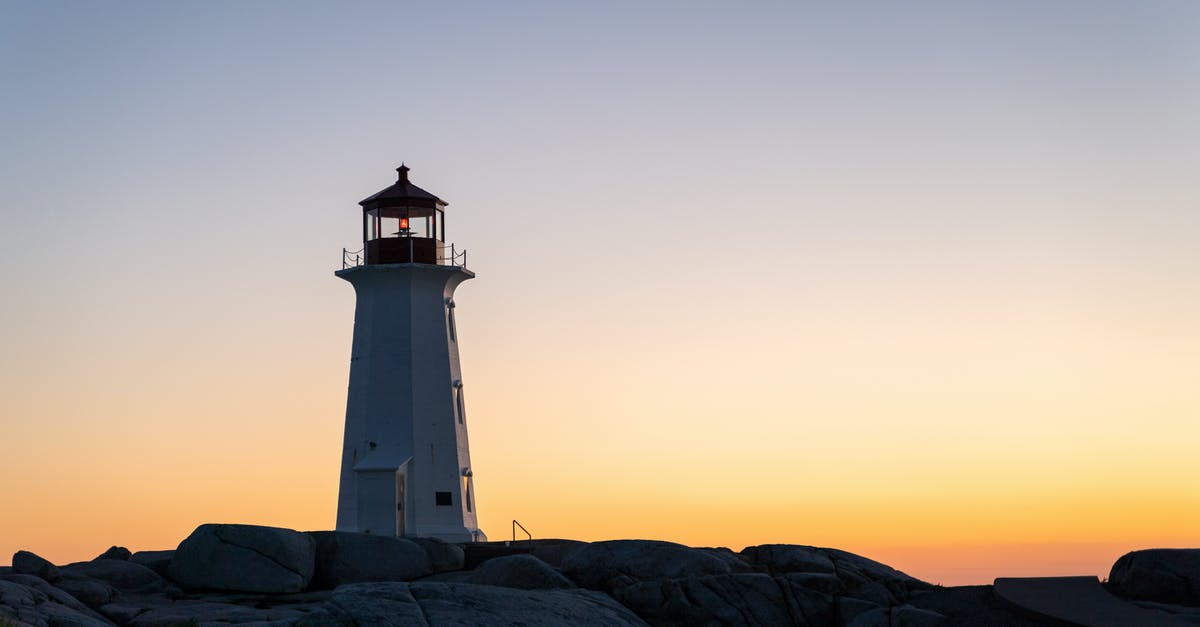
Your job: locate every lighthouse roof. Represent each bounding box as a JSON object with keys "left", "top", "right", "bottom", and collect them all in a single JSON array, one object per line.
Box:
[
  {"left": 353, "top": 447, "right": 412, "bottom": 472},
  {"left": 359, "top": 164, "right": 447, "bottom": 210}
]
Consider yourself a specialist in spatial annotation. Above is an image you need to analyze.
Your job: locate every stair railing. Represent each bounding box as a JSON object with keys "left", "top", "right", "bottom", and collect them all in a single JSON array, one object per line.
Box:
[{"left": 512, "top": 519, "right": 533, "bottom": 552}]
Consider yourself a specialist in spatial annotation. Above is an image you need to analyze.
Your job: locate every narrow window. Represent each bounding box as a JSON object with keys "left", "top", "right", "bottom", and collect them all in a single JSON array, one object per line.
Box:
[
  {"left": 454, "top": 380, "right": 466, "bottom": 425},
  {"left": 463, "top": 475, "right": 472, "bottom": 512},
  {"left": 447, "top": 300, "right": 457, "bottom": 342},
  {"left": 435, "top": 491, "right": 452, "bottom": 506}
]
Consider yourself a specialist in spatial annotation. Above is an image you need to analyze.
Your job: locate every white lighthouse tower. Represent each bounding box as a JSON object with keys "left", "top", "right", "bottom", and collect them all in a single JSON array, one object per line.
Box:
[{"left": 334, "top": 164, "right": 485, "bottom": 542}]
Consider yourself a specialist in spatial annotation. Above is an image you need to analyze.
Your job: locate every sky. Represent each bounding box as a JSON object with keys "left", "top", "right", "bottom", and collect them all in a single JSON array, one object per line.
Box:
[{"left": 1, "top": 1, "right": 1197, "bottom": 585}]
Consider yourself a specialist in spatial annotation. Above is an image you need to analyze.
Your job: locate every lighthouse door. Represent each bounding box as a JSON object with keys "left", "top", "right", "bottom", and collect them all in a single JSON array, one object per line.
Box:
[{"left": 395, "top": 469, "right": 406, "bottom": 537}]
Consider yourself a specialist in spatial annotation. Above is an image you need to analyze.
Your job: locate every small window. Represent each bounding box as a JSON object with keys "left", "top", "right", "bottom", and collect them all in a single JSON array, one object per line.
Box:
[
  {"left": 435, "top": 491, "right": 452, "bottom": 506},
  {"left": 456, "top": 385, "right": 465, "bottom": 424}
]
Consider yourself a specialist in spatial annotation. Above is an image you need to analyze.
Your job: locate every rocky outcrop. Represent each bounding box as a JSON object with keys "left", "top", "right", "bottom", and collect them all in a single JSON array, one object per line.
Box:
[
  {"left": 741, "top": 544, "right": 931, "bottom": 604},
  {"left": 128, "top": 550, "right": 174, "bottom": 577},
  {"left": 306, "top": 581, "right": 648, "bottom": 626},
  {"left": 1109, "top": 548, "right": 1200, "bottom": 606},
  {"left": 168, "top": 523, "right": 316, "bottom": 593},
  {"left": 0, "top": 578, "right": 110, "bottom": 626},
  {"left": 845, "top": 604, "right": 946, "bottom": 627},
  {"left": 62, "top": 559, "right": 164, "bottom": 594},
  {"left": 94, "top": 546, "right": 132, "bottom": 561},
  {"left": 12, "top": 551, "right": 60, "bottom": 582},
  {"left": 557, "top": 540, "right": 941, "bottom": 626},
  {"left": 53, "top": 574, "right": 118, "bottom": 608},
  {"left": 410, "top": 536, "right": 466, "bottom": 573},
  {"left": 468, "top": 554, "right": 575, "bottom": 590},
  {"left": 1, "top": 574, "right": 106, "bottom": 621},
  {"left": 614, "top": 572, "right": 825, "bottom": 626},
  {"left": 531, "top": 539, "right": 588, "bottom": 568},
  {"left": 309, "top": 531, "right": 431, "bottom": 588},
  {"left": 562, "top": 540, "right": 752, "bottom": 590},
  {"left": 16, "top": 529, "right": 1163, "bottom": 626}
]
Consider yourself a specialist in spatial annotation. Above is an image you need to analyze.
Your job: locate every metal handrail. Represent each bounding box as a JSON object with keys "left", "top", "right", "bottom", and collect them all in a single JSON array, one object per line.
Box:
[
  {"left": 340, "top": 243, "right": 468, "bottom": 269},
  {"left": 512, "top": 519, "right": 533, "bottom": 551}
]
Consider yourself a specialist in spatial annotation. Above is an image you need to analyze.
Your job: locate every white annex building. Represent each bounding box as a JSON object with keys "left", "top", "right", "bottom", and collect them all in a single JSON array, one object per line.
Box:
[{"left": 334, "top": 165, "right": 486, "bottom": 542}]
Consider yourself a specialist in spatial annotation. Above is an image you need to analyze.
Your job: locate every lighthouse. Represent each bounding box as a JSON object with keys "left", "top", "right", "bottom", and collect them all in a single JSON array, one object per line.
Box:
[{"left": 334, "top": 165, "right": 485, "bottom": 542}]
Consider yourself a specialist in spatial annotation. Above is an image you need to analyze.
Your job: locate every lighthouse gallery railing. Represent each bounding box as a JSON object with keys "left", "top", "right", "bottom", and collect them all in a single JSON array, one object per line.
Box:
[{"left": 341, "top": 243, "right": 467, "bottom": 270}]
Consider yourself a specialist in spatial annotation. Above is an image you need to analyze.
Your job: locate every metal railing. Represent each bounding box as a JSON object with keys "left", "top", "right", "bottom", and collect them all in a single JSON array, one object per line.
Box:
[
  {"left": 441, "top": 243, "right": 468, "bottom": 268},
  {"left": 512, "top": 519, "right": 533, "bottom": 551},
  {"left": 342, "top": 247, "right": 364, "bottom": 269},
  {"left": 340, "top": 242, "right": 468, "bottom": 270}
]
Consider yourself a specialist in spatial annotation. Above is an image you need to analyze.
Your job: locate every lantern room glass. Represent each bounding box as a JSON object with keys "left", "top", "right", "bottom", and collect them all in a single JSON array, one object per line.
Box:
[{"left": 364, "top": 207, "right": 443, "bottom": 242}]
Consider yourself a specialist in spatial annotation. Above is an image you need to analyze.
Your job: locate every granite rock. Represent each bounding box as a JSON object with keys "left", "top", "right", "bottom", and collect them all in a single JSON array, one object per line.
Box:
[
  {"left": 468, "top": 554, "right": 575, "bottom": 590},
  {"left": 309, "top": 531, "right": 431, "bottom": 589},
  {"left": 409, "top": 536, "right": 465, "bottom": 573},
  {"left": 12, "top": 551, "right": 60, "bottom": 583},
  {"left": 168, "top": 523, "right": 316, "bottom": 593},
  {"left": 0, "top": 578, "right": 111, "bottom": 627},
  {"left": 128, "top": 550, "right": 174, "bottom": 579},
  {"left": 1110, "top": 549, "right": 1200, "bottom": 606},
  {"left": 562, "top": 540, "right": 751, "bottom": 591},
  {"left": 52, "top": 574, "right": 119, "bottom": 608},
  {"left": 94, "top": 546, "right": 131, "bottom": 561},
  {"left": 62, "top": 560, "right": 164, "bottom": 593},
  {"left": 306, "top": 581, "right": 648, "bottom": 626}
]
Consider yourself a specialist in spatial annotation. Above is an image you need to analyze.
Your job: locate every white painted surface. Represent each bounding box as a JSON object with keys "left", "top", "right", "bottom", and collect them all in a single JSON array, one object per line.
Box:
[{"left": 334, "top": 263, "right": 485, "bottom": 542}]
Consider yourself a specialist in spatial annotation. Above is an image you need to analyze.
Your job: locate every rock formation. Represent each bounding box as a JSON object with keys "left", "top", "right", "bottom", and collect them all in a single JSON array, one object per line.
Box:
[{"left": 3, "top": 524, "right": 1199, "bottom": 626}]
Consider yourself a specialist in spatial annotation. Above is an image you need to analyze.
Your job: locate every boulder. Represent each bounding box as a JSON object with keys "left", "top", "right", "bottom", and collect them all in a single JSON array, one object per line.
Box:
[
  {"left": 468, "top": 554, "right": 575, "bottom": 590},
  {"left": 62, "top": 560, "right": 163, "bottom": 593},
  {"left": 783, "top": 571, "right": 843, "bottom": 595},
  {"left": 127, "top": 599, "right": 311, "bottom": 626},
  {"left": 409, "top": 536, "right": 465, "bottom": 573},
  {"left": 94, "top": 546, "right": 131, "bottom": 562},
  {"left": 614, "top": 572, "right": 839, "bottom": 626},
  {"left": 531, "top": 539, "right": 588, "bottom": 568},
  {"left": 302, "top": 581, "right": 428, "bottom": 625},
  {"left": 845, "top": 604, "right": 946, "bottom": 627},
  {"left": 561, "top": 540, "right": 750, "bottom": 591},
  {"left": 129, "top": 551, "right": 174, "bottom": 577},
  {"left": 1110, "top": 549, "right": 1200, "bottom": 606},
  {"left": 308, "top": 581, "right": 647, "bottom": 626},
  {"left": 411, "top": 581, "right": 647, "bottom": 626},
  {"left": 1, "top": 573, "right": 102, "bottom": 618},
  {"left": 168, "top": 523, "right": 316, "bottom": 593},
  {"left": 52, "top": 575, "right": 118, "bottom": 608},
  {"left": 12, "top": 551, "right": 60, "bottom": 582},
  {"left": 741, "top": 544, "right": 836, "bottom": 575},
  {"left": 0, "top": 578, "right": 111, "bottom": 627},
  {"left": 742, "top": 544, "right": 930, "bottom": 603},
  {"left": 309, "top": 531, "right": 431, "bottom": 589}
]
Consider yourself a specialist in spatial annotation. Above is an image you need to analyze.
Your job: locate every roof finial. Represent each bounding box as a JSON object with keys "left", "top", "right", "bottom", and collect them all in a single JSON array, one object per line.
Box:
[{"left": 397, "top": 163, "right": 410, "bottom": 183}]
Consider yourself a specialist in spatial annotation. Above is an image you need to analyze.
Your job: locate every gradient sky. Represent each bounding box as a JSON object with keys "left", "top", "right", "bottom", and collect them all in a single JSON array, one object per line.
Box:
[{"left": 1, "top": 1, "right": 1197, "bottom": 585}]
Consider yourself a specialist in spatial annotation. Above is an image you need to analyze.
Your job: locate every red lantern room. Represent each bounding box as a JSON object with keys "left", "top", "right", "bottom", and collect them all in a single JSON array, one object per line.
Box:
[{"left": 356, "top": 164, "right": 449, "bottom": 265}]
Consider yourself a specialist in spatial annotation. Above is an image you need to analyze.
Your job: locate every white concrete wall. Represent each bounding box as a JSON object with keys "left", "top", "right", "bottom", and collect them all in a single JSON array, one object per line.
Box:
[{"left": 334, "top": 263, "right": 484, "bottom": 542}]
